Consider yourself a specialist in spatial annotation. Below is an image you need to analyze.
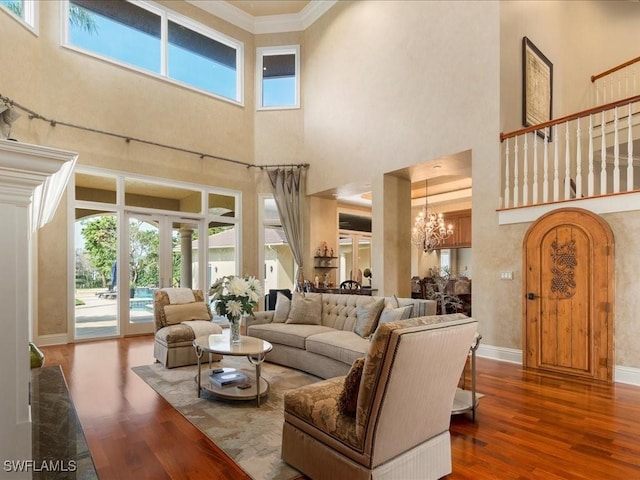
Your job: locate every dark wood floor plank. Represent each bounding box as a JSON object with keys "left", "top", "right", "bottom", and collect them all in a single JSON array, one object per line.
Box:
[{"left": 40, "top": 336, "right": 640, "bottom": 479}]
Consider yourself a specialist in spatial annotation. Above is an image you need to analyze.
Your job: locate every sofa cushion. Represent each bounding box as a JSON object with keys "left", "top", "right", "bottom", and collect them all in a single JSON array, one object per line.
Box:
[
  {"left": 273, "top": 292, "right": 291, "bottom": 323},
  {"left": 305, "top": 331, "right": 370, "bottom": 365},
  {"left": 379, "top": 305, "right": 413, "bottom": 324},
  {"left": 353, "top": 298, "right": 385, "bottom": 338},
  {"left": 181, "top": 320, "right": 222, "bottom": 338},
  {"left": 338, "top": 357, "right": 365, "bottom": 417},
  {"left": 385, "top": 295, "right": 400, "bottom": 309},
  {"left": 163, "top": 301, "right": 211, "bottom": 325},
  {"left": 320, "top": 294, "right": 379, "bottom": 332},
  {"left": 155, "top": 324, "right": 196, "bottom": 344},
  {"left": 249, "top": 323, "right": 335, "bottom": 349},
  {"left": 286, "top": 292, "right": 322, "bottom": 325}
]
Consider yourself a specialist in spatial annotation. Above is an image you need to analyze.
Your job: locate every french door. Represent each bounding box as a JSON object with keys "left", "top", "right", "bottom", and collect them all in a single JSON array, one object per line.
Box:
[{"left": 122, "top": 213, "right": 200, "bottom": 336}]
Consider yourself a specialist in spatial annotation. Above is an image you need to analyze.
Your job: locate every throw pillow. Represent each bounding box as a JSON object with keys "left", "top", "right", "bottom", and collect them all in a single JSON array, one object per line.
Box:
[
  {"left": 378, "top": 305, "right": 413, "bottom": 325},
  {"left": 353, "top": 298, "right": 385, "bottom": 338},
  {"left": 385, "top": 295, "right": 401, "bottom": 310},
  {"left": 164, "top": 302, "right": 210, "bottom": 325},
  {"left": 273, "top": 292, "right": 291, "bottom": 323},
  {"left": 285, "top": 292, "right": 322, "bottom": 325},
  {"left": 338, "top": 357, "right": 365, "bottom": 417}
]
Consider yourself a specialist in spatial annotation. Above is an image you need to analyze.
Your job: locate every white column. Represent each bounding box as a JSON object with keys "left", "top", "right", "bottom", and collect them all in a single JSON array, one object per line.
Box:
[{"left": 0, "top": 140, "right": 76, "bottom": 476}]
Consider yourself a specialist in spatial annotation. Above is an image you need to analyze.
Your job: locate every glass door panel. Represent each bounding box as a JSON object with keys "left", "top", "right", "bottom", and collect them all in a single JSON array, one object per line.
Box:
[
  {"left": 127, "top": 215, "right": 160, "bottom": 334},
  {"left": 74, "top": 210, "right": 119, "bottom": 340}
]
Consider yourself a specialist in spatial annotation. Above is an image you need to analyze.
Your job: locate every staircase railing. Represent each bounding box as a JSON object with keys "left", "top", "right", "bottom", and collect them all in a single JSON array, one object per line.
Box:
[
  {"left": 592, "top": 56, "right": 640, "bottom": 105},
  {"left": 500, "top": 94, "right": 640, "bottom": 209}
]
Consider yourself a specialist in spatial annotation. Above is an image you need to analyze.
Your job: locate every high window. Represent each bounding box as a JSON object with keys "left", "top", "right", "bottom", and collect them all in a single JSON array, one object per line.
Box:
[
  {"left": 0, "top": 0, "right": 37, "bottom": 30},
  {"left": 257, "top": 46, "right": 300, "bottom": 109},
  {"left": 64, "top": 0, "right": 243, "bottom": 103}
]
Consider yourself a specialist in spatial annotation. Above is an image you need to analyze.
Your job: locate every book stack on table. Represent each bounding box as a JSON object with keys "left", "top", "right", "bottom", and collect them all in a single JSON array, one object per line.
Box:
[{"left": 209, "top": 368, "right": 249, "bottom": 388}]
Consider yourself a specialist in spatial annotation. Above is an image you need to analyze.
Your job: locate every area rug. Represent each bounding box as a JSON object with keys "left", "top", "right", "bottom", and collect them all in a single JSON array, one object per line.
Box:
[{"left": 132, "top": 359, "right": 320, "bottom": 480}]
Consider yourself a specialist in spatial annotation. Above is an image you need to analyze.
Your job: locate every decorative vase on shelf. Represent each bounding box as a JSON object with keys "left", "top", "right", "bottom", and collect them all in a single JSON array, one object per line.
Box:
[{"left": 229, "top": 318, "right": 241, "bottom": 344}]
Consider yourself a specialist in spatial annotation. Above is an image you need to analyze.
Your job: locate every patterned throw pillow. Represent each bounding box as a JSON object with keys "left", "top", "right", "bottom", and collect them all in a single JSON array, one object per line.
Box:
[
  {"left": 273, "top": 292, "right": 291, "bottom": 323},
  {"left": 285, "top": 292, "right": 322, "bottom": 325},
  {"left": 338, "top": 357, "right": 365, "bottom": 417},
  {"left": 353, "top": 298, "right": 385, "bottom": 338}
]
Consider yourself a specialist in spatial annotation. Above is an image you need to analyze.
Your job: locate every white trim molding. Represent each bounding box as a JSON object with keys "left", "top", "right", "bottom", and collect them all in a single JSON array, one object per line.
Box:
[
  {"left": 478, "top": 343, "right": 640, "bottom": 386},
  {"left": 0, "top": 139, "right": 76, "bottom": 470},
  {"left": 187, "top": 0, "right": 337, "bottom": 34},
  {"left": 498, "top": 192, "right": 640, "bottom": 225}
]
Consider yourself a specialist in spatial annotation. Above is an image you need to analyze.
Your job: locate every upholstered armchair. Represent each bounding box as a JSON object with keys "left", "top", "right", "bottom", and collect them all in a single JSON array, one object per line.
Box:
[
  {"left": 153, "top": 288, "right": 223, "bottom": 368},
  {"left": 282, "top": 313, "right": 477, "bottom": 480}
]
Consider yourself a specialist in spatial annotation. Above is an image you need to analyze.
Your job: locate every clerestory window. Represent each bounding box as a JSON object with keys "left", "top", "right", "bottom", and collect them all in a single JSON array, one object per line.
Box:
[
  {"left": 64, "top": 0, "right": 243, "bottom": 103},
  {"left": 0, "top": 0, "right": 37, "bottom": 31},
  {"left": 257, "top": 45, "right": 300, "bottom": 109}
]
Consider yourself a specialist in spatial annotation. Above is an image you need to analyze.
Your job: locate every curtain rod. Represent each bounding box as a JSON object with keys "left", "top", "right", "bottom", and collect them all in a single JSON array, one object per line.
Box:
[{"left": 0, "top": 93, "right": 309, "bottom": 170}]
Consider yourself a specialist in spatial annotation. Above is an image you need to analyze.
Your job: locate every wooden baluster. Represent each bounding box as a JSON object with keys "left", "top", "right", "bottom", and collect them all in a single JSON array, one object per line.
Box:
[
  {"left": 533, "top": 133, "right": 539, "bottom": 204},
  {"left": 613, "top": 106, "right": 620, "bottom": 193},
  {"left": 504, "top": 138, "right": 510, "bottom": 208},
  {"left": 543, "top": 129, "right": 549, "bottom": 203},
  {"left": 513, "top": 136, "right": 519, "bottom": 207},
  {"left": 601, "top": 110, "right": 607, "bottom": 195},
  {"left": 564, "top": 122, "right": 571, "bottom": 200},
  {"left": 523, "top": 134, "right": 529, "bottom": 205},
  {"left": 588, "top": 114, "right": 594, "bottom": 196},
  {"left": 553, "top": 127, "right": 560, "bottom": 202},
  {"left": 576, "top": 119, "right": 582, "bottom": 198},
  {"left": 628, "top": 103, "right": 634, "bottom": 191}
]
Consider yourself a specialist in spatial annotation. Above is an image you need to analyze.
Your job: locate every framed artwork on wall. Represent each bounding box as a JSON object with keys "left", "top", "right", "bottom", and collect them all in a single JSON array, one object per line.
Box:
[{"left": 522, "top": 36, "right": 553, "bottom": 140}]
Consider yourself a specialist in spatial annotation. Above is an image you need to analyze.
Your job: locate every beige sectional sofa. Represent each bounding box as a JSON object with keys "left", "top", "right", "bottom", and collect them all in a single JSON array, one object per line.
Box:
[{"left": 246, "top": 292, "right": 436, "bottom": 379}]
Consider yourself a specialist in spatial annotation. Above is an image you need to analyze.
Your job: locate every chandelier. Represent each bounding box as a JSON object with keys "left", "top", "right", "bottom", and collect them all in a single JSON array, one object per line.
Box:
[{"left": 411, "top": 180, "right": 453, "bottom": 253}]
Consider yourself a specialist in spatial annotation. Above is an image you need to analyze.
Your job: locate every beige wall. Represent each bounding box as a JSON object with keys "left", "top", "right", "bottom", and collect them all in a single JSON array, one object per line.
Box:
[
  {"left": 4, "top": 1, "right": 640, "bottom": 369},
  {"left": 497, "top": 1, "right": 640, "bottom": 367},
  {"left": 1, "top": 2, "right": 260, "bottom": 337}
]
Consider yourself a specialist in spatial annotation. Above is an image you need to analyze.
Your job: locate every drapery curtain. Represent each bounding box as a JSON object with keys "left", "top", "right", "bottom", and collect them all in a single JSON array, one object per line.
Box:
[{"left": 268, "top": 167, "right": 306, "bottom": 291}]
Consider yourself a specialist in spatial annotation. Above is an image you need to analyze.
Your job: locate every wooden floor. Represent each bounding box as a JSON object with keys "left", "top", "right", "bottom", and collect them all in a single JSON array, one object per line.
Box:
[{"left": 41, "top": 336, "right": 640, "bottom": 479}]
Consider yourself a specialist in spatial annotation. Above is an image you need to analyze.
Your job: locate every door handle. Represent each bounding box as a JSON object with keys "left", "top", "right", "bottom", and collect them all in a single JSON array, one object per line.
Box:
[{"left": 527, "top": 292, "right": 540, "bottom": 300}]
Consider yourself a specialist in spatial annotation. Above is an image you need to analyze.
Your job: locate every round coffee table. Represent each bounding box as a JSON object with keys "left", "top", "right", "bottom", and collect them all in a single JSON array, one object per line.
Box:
[{"left": 193, "top": 334, "right": 273, "bottom": 407}]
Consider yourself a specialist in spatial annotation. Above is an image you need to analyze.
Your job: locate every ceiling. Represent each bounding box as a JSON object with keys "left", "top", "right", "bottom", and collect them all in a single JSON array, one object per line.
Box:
[
  {"left": 226, "top": 1, "right": 311, "bottom": 17},
  {"left": 334, "top": 150, "right": 473, "bottom": 213}
]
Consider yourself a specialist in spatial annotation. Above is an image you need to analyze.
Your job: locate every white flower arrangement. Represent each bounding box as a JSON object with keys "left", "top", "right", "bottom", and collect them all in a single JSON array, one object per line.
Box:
[{"left": 209, "top": 275, "right": 263, "bottom": 323}]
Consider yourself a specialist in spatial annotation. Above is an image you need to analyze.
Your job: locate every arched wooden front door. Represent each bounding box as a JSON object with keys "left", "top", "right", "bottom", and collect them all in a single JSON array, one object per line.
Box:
[{"left": 522, "top": 208, "right": 614, "bottom": 383}]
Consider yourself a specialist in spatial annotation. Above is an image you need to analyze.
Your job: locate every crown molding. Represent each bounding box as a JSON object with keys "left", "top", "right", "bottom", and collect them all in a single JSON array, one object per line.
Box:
[{"left": 186, "top": 0, "right": 336, "bottom": 34}]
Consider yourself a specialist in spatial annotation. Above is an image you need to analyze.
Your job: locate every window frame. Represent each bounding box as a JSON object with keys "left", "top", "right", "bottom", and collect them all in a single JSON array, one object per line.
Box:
[
  {"left": 256, "top": 45, "right": 300, "bottom": 111},
  {"left": 0, "top": 0, "right": 38, "bottom": 34},
  {"left": 61, "top": 0, "right": 244, "bottom": 105}
]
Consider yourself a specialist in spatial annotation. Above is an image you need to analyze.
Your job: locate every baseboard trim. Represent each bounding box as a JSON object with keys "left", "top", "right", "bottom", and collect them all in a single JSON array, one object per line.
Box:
[
  {"left": 614, "top": 365, "right": 640, "bottom": 386},
  {"left": 478, "top": 344, "right": 640, "bottom": 386},
  {"left": 36, "top": 333, "right": 69, "bottom": 346},
  {"left": 477, "top": 344, "right": 522, "bottom": 364}
]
